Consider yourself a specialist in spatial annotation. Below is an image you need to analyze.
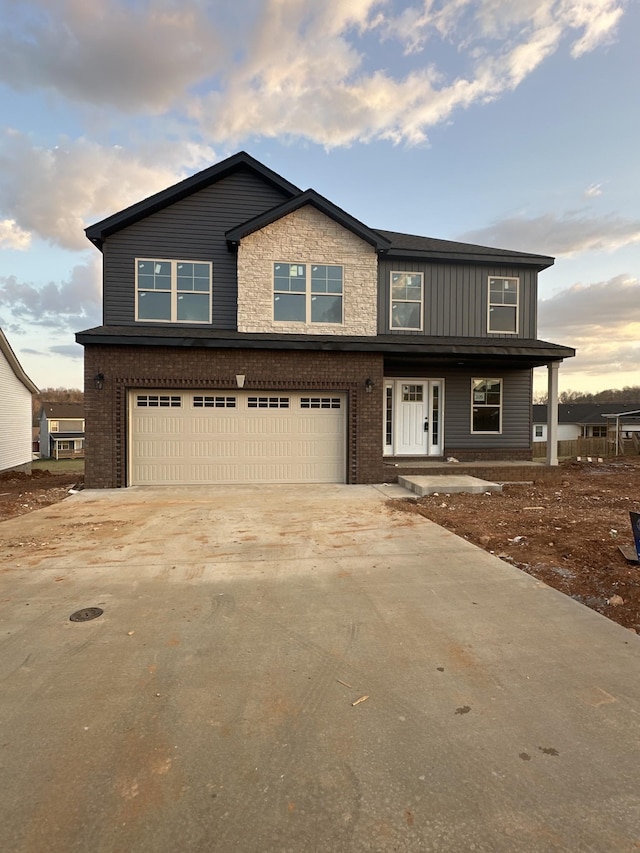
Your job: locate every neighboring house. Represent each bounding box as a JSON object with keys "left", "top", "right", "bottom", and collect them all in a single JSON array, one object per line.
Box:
[
  {"left": 39, "top": 402, "right": 85, "bottom": 460},
  {"left": 0, "top": 327, "right": 39, "bottom": 474},
  {"left": 77, "top": 151, "right": 574, "bottom": 488},
  {"left": 533, "top": 404, "right": 640, "bottom": 448}
]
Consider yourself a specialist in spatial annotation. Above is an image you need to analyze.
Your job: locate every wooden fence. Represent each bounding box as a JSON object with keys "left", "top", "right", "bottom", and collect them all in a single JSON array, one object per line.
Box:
[{"left": 532, "top": 437, "right": 611, "bottom": 459}]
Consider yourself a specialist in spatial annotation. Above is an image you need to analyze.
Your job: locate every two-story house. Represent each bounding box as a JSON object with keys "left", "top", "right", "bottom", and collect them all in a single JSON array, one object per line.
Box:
[
  {"left": 77, "top": 152, "right": 574, "bottom": 488},
  {"left": 39, "top": 402, "right": 85, "bottom": 460}
]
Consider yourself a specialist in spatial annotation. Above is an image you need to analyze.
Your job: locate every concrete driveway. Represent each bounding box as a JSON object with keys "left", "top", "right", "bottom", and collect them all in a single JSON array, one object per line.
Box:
[{"left": 2, "top": 484, "right": 640, "bottom": 852}]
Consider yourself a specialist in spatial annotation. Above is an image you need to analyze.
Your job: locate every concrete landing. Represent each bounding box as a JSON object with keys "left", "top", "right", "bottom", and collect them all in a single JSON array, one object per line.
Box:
[{"left": 398, "top": 474, "right": 503, "bottom": 496}]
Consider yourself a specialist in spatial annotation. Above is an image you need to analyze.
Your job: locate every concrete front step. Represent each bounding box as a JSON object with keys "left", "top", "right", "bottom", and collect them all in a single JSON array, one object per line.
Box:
[{"left": 398, "top": 474, "right": 503, "bottom": 497}]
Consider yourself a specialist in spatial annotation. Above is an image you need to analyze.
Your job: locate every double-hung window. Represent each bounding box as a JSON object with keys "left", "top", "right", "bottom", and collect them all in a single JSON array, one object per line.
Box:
[
  {"left": 488, "top": 277, "right": 518, "bottom": 333},
  {"left": 390, "top": 272, "right": 423, "bottom": 330},
  {"left": 273, "top": 263, "right": 343, "bottom": 324},
  {"left": 471, "top": 379, "right": 502, "bottom": 433},
  {"left": 136, "top": 259, "right": 212, "bottom": 323}
]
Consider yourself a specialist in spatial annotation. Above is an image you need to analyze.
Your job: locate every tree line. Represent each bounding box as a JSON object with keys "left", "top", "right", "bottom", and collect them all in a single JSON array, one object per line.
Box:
[
  {"left": 534, "top": 386, "right": 640, "bottom": 405},
  {"left": 32, "top": 387, "right": 83, "bottom": 420}
]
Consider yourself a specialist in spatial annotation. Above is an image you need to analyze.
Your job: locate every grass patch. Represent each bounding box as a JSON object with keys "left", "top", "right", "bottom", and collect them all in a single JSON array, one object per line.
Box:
[{"left": 32, "top": 458, "right": 85, "bottom": 475}]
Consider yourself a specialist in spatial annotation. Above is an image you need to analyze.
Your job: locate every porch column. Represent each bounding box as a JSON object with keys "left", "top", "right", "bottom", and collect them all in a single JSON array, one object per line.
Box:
[{"left": 546, "top": 361, "right": 559, "bottom": 466}]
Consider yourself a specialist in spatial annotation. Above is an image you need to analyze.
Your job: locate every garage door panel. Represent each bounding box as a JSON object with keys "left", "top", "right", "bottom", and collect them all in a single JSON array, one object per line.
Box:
[
  {"left": 129, "top": 390, "right": 346, "bottom": 485},
  {"left": 190, "top": 463, "right": 241, "bottom": 482}
]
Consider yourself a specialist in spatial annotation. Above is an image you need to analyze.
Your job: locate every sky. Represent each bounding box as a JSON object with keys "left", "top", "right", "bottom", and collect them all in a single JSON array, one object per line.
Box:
[{"left": 0, "top": 0, "right": 638, "bottom": 397}]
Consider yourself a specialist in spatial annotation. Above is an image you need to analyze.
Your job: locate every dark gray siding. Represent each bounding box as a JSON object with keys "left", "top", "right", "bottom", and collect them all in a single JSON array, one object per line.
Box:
[
  {"left": 443, "top": 368, "right": 532, "bottom": 449},
  {"left": 378, "top": 259, "right": 538, "bottom": 339},
  {"left": 102, "top": 169, "right": 290, "bottom": 329}
]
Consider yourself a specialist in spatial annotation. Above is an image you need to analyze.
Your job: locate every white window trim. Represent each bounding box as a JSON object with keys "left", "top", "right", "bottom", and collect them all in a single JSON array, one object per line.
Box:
[
  {"left": 487, "top": 276, "right": 519, "bottom": 335},
  {"left": 273, "top": 262, "right": 344, "bottom": 325},
  {"left": 390, "top": 271, "right": 424, "bottom": 331},
  {"left": 471, "top": 378, "right": 503, "bottom": 434},
  {"left": 135, "top": 258, "right": 212, "bottom": 324}
]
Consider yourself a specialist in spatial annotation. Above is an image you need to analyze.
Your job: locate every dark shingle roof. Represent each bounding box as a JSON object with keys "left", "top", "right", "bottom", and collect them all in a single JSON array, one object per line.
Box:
[
  {"left": 76, "top": 325, "right": 574, "bottom": 366},
  {"left": 41, "top": 402, "right": 84, "bottom": 419},
  {"left": 533, "top": 403, "right": 640, "bottom": 424},
  {"left": 373, "top": 230, "right": 554, "bottom": 269}
]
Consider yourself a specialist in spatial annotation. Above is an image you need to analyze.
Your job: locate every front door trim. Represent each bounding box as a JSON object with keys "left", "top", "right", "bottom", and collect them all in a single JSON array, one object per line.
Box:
[{"left": 383, "top": 378, "right": 444, "bottom": 457}]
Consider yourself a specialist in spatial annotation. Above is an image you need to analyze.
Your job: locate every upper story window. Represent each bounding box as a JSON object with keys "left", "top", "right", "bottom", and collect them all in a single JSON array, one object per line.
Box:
[
  {"left": 50, "top": 421, "right": 59, "bottom": 432},
  {"left": 136, "top": 259, "right": 212, "bottom": 323},
  {"left": 471, "top": 378, "right": 502, "bottom": 433},
  {"left": 273, "top": 263, "right": 343, "bottom": 324},
  {"left": 390, "top": 272, "right": 423, "bottom": 330},
  {"left": 488, "top": 277, "right": 518, "bottom": 334}
]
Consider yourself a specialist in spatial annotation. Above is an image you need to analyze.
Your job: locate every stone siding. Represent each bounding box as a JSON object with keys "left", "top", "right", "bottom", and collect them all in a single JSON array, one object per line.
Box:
[{"left": 237, "top": 205, "right": 378, "bottom": 335}]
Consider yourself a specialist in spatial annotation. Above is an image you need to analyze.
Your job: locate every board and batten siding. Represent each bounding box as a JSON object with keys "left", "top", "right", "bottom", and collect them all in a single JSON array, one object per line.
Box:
[
  {"left": 103, "top": 169, "right": 291, "bottom": 329},
  {"left": 0, "top": 351, "right": 33, "bottom": 471},
  {"left": 443, "top": 369, "right": 533, "bottom": 449},
  {"left": 378, "top": 260, "right": 538, "bottom": 338}
]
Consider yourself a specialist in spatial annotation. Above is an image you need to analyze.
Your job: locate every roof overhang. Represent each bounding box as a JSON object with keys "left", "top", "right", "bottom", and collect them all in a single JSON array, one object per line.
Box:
[{"left": 76, "top": 326, "right": 574, "bottom": 369}]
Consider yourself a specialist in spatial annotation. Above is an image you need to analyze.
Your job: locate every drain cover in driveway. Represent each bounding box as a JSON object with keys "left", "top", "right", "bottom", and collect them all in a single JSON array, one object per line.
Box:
[{"left": 69, "top": 607, "right": 104, "bottom": 622}]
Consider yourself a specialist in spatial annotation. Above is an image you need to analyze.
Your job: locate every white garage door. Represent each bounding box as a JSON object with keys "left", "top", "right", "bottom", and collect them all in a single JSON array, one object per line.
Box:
[{"left": 129, "top": 390, "right": 346, "bottom": 485}]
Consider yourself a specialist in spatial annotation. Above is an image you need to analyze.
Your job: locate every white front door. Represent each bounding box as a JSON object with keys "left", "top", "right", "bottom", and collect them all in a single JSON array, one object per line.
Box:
[
  {"left": 397, "top": 382, "right": 427, "bottom": 455},
  {"left": 386, "top": 379, "right": 444, "bottom": 456}
]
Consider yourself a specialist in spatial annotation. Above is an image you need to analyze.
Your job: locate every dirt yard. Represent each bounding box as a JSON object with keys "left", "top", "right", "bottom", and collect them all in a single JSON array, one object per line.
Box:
[
  {"left": 2, "top": 458, "right": 640, "bottom": 632},
  {"left": 0, "top": 467, "right": 84, "bottom": 522},
  {"left": 396, "top": 457, "right": 640, "bottom": 633}
]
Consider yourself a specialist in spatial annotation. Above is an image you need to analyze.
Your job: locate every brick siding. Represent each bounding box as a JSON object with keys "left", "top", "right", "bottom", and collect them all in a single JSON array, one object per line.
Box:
[{"left": 84, "top": 345, "right": 385, "bottom": 488}]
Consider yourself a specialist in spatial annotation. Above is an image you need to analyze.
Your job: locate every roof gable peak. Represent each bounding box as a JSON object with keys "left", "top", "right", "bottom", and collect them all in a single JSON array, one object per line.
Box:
[{"left": 85, "top": 151, "right": 301, "bottom": 250}]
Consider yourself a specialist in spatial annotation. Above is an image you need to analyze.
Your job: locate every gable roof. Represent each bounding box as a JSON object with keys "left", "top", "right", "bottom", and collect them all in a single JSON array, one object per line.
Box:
[
  {"left": 374, "top": 230, "right": 554, "bottom": 269},
  {"left": 84, "top": 151, "right": 556, "bottom": 268},
  {"left": 533, "top": 403, "right": 640, "bottom": 424},
  {"left": 0, "top": 327, "right": 39, "bottom": 394},
  {"left": 85, "top": 151, "right": 301, "bottom": 250},
  {"left": 225, "top": 189, "right": 391, "bottom": 251},
  {"left": 41, "top": 402, "right": 84, "bottom": 420}
]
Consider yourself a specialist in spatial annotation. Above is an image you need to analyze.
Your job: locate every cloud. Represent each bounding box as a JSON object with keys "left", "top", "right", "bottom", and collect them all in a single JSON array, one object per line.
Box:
[
  {"left": 50, "top": 344, "right": 84, "bottom": 359},
  {"left": 0, "top": 131, "right": 217, "bottom": 249},
  {"left": 584, "top": 183, "right": 603, "bottom": 198},
  {"left": 0, "top": 0, "right": 221, "bottom": 112},
  {"left": 191, "top": 0, "right": 625, "bottom": 147},
  {"left": 460, "top": 211, "right": 640, "bottom": 256},
  {"left": 537, "top": 274, "right": 640, "bottom": 387},
  {"left": 539, "top": 274, "right": 640, "bottom": 332},
  {"left": 0, "top": 256, "right": 102, "bottom": 331},
  {"left": 0, "top": 0, "right": 625, "bottom": 148},
  {"left": 0, "top": 218, "right": 31, "bottom": 250}
]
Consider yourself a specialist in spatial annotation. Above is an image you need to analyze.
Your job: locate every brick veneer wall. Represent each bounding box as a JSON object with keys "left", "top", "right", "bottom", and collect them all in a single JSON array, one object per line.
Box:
[
  {"left": 83, "top": 345, "right": 385, "bottom": 488},
  {"left": 442, "top": 448, "right": 532, "bottom": 462},
  {"left": 237, "top": 205, "right": 378, "bottom": 336}
]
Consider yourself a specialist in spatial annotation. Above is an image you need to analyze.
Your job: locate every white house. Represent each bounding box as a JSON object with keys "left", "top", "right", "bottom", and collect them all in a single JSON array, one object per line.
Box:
[
  {"left": 533, "top": 403, "right": 640, "bottom": 445},
  {"left": 0, "top": 328, "right": 39, "bottom": 473}
]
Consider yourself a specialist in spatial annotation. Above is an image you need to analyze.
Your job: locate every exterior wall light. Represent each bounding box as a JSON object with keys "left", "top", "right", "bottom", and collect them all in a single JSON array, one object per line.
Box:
[
  {"left": 365, "top": 378, "right": 374, "bottom": 393},
  {"left": 236, "top": 374, "right": 246, "bottom": 389},
  {"left": 94, "top": 372, "right": 105, "bottom": 390}
]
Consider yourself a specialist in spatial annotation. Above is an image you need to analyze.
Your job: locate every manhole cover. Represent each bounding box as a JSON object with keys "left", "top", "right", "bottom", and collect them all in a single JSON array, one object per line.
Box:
[{"left": 69, "top": 607, "right": 104, "bottom": 623}]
